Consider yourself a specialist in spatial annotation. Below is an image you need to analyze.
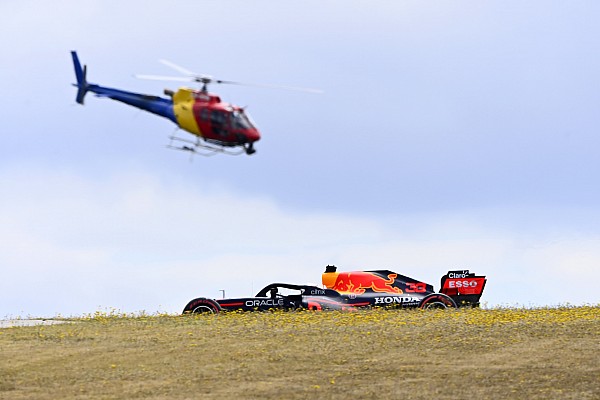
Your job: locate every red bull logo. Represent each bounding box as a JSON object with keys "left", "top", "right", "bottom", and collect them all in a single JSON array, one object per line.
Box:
[{"left": 323, "top": 271, "right": 403, "bottom": 294}]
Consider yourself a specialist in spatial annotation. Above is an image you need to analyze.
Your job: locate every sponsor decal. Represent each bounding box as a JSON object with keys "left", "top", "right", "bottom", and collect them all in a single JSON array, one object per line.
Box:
[
  {"left": 374, "top": 296, "right": 419, "bottom": 305},
  {"left": 331, "top": 272, "right": 403, "bottom": 294},
  {"left": 310, "top": 289, "right": 326, "bottom": 295},
  {"left": 245, "top": 299, "right": 285, "bottom": 307},
  {"left": 448, "top": 271, "right": 470, "bottom": 278},
  {"left": 448, "top": 280, "right": 477, "bottom": 288},
  {"left": 443, "top": 277, "right": 485, "bottom": 295}
]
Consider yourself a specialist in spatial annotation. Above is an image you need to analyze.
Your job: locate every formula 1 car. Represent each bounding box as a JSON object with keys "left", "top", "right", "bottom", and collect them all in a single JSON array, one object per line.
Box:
[{"left": 182, "top": 266, "right": 486, "bottom": 314}]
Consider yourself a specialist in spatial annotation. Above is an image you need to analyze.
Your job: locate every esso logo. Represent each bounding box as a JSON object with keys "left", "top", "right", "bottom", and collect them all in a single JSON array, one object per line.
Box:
[{"left": 448, "top": 280, "right": 478, "bottom": 288}]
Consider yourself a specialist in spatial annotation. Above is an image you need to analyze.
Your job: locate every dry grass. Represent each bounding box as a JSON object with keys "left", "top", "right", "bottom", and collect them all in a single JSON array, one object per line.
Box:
[{"left": 1, "top": 306, "right": 598, "bottom": 399}]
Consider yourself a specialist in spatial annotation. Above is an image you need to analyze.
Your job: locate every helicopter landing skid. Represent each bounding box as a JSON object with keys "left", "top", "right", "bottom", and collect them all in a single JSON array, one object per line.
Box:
[{"left": 167, "top": 136, "right": 246, "bottom": 156}]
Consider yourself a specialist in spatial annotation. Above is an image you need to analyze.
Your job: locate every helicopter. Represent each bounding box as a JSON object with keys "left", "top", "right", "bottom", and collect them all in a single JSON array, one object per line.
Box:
[{"left": 70, "top": 51, "right": 320, "bottom": 155}]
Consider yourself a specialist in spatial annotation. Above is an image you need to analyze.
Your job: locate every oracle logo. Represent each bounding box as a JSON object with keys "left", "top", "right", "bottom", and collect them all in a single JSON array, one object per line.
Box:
[{"left": 245, "top": 299, "right": 284, "bottom": 307}]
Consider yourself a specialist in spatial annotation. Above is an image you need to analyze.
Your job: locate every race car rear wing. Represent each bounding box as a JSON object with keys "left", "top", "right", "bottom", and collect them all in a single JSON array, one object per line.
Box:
[{"left": 439, "top": 270, "right": 487, "bottom": 307}]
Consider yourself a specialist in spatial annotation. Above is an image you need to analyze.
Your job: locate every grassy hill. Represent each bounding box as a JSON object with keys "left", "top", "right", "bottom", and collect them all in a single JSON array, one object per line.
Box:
[{"left": 1, "top": 306, "right": 598, "bottom": 399}]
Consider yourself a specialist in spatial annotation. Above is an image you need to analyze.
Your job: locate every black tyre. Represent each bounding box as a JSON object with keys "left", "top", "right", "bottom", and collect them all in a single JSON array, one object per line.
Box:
[
  {"left": 418, "top": 293, "right": 457, "bottom": 309},
  {"left": 182, "top": 298, "right": 222, "bottom": 314}
]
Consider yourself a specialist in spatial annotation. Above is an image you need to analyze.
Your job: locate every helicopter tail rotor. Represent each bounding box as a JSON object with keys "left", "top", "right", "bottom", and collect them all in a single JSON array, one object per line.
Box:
[{"left": 71, "top": 51, "right": 90, "bottom": 104}]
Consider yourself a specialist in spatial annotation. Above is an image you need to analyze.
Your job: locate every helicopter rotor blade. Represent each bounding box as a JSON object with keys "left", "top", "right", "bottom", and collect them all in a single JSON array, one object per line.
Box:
[
  {"left": 159, "top": 59, "right": 196, "bottom": 76},
  {"left": 136, "top": 74, "right": 322, "bottom": 93},
  {"left": 158, "top": 59, "right": 214, "bottom": 84},
  {"left": 134, "top": 74, "right": 191, "bottom": 82},
  {"left": 214, "top": 80, "right": 323, "bottom": 94},
  {"left": 139, "top": 59, "right": 323, "bottom": 93}
]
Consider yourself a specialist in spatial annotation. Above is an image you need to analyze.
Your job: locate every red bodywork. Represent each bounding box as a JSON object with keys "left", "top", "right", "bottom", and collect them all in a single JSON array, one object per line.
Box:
[
  {"left": 441, "top": 277, "right": 486, "bottom": 296},
  {"left": 191, "top": 93, "right": 260, "bottom": 147}
]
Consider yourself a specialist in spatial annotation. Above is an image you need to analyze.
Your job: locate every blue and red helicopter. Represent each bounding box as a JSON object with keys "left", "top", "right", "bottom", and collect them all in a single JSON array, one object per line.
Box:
[{"left": 71, "top": 51, "right": 319, "bottom": 155}]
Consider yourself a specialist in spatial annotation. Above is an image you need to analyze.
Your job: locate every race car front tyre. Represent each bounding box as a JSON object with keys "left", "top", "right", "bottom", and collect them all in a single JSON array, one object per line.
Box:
[
  {"left": 182, "top": 298, "right": 222, "bottom": 314},
  {"left": 418, "top": 293, "right": 457, "bottom": 309}
]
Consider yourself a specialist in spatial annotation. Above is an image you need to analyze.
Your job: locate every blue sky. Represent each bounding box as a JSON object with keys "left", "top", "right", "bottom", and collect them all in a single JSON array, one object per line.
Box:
[{"left": 1, "top": 1, "right": 599, "bottom": 317}]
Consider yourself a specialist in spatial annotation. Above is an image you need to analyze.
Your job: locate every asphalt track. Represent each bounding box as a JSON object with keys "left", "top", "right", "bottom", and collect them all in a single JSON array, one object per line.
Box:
[{"left": 0, "top": 319, "right": 68, "bottom": 328}]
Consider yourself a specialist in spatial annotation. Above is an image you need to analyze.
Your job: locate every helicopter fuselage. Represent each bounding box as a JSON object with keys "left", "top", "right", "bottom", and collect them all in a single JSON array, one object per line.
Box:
[
  {"left": 170, "top": 88, "right": 260, "bottom": 149},
  {"left": 71, "top": 51, "right": 260, "bottom": 155}
]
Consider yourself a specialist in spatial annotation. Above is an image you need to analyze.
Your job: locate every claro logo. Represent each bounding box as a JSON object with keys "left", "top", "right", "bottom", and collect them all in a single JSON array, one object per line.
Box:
[{"left": 448, "top": 271, "right": 469, "bottom": 278}]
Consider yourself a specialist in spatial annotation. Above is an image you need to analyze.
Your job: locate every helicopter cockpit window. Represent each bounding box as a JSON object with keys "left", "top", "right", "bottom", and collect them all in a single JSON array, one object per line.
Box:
[
  {"left": 210, "top": 110, "right": 229, "bottom": 125},
  {"left": 200, "top": 108, "right": 209, "bottom": 121},
  {"left": 231, "top": 110, "right": 255, "bottom": 130},
  {"left": 210, "top": 110, "right": 230, "bottom": 136}
]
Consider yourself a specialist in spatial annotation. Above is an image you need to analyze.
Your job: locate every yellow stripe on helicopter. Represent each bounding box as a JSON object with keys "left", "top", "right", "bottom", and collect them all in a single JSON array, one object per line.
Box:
[{"left": 172, "top": 88, "right": 202, "bottom": 136}]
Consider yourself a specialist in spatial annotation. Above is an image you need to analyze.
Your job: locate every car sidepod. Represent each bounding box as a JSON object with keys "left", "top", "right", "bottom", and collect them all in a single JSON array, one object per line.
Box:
[{"left": 217, "top": 296, "right": 297, "bottom": 312}]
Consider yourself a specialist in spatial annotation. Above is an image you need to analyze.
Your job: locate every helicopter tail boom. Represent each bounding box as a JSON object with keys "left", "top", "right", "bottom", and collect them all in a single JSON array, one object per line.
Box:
[
  {"left": 71, "top": 51, "right": 89, "bottom": 104},
  {"left": 70, "top": 51, "right": 177, "bottom": 123}
]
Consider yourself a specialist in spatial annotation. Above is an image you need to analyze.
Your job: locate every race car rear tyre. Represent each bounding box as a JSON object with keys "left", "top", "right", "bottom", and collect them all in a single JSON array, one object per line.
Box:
[
  {"left": 419, "top": 293, "right": 457, "bottom": 309},
  {"left": 182, "top": 298, "right": 222, "bottom": 314}
]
